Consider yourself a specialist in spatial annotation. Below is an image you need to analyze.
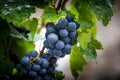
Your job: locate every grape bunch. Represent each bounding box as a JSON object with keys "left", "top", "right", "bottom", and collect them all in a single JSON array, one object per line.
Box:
[
  {"left": 16, "top": 50, "right": 57, "bottom": 80},
  {"left": 44, "top": 14, "right": 80, "bottom": 57}
]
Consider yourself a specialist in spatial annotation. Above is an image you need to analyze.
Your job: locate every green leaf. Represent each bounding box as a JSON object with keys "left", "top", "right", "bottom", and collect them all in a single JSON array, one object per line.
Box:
[
  {"left": 70, "top": 46, "right": 87, "bottom": 80},
  {"left": 11, "top": 38, "right": 35, "bottom": 60},
  {"left": 9, "top": 25, "right": 26, "bottom": 39},
  {"left": 71, "top": 1, "right": 97, "bottom": 37},
  {"left": 0, "top": 0, "right": 35, "bottom": 26},
  {"left": 91, "top": 38, "right": 103, "bottom": 50},
  {"left": 0, "top": 17, "right": 10, "bottom": 39},
  {"left": 79, "top": 46, "right": 97, "bottom": 62},
  {"left": 78, "top": 32, "right": 91, "bottom": 48},
  {"left": 41, "top": 7, "right": 67, "bottom": 23},
  {"left": 29, "top": 0, "right": 49, "bottom": 9},
  {"left": 89, "top": 0, "right": 114, "bottom": 26},
  {"left": 23, "top": 18, "right": 38, "bottom": 40},
  {"left": 0, "top": 59, "right": 14, "bottom": 76}
]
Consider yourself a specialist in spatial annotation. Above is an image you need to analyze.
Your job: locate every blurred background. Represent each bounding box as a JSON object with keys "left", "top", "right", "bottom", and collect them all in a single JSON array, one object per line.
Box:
[{"left": 33, "top": 0, "right": 120, "bottom": 80}]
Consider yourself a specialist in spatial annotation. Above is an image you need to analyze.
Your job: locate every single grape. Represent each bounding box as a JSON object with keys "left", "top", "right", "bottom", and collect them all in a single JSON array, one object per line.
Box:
[
  {"left": 34, "top": 76, "right": 42, "bottom": 80},
  {"left": 16, "top": 63, "right": 23, "bottom": 70},
  {"left": 43, "top": 74, "right": 52, "bottom": 80},
  {"left": 49, "top": 57, "right": 57, "bottom": 65},
  {"left": 48, "top": 42, "right": 55, "bottom": 49},
  {"left": 53, "top": 49, "right": 63, "bottom": 57},
  {"left": 46, "top": 22, "right": 54, "bottom": 27},
  {"left": 67, "top": 22, "right": 76, "bottom": 31},
  {"left": 25, "top": 63, "right": 32, "bottom": 70},
  {"left": 25, "top": 51, "right": 32, "bottom": 57},
  {"left": 41, "top": 58, "right": 49, "bottom": 68},
  {"left": 70, "top": 38, "right": 77, "bottom": 45},
  {"left": 21, "top": 56, "right": 30, "bottom": 65},
  {"left": 39, "top": 68, "right": 47, "bottom": 75},
  {"left": 47, "top": 49, "right": 54, "bottom": 56},
  {"left": 59, "top": 29, "right": 68, "bottom": 37},
  {"left": 57, "top": 18, "right": 68, "bottom": 29},
  {"left": 20, "top": 68, "right": 27, "bottom": 75},
  {"left": 62, "top": 37, "right": 71, "bottom": 44},
  {"left": 69, "top": 31, "right": 77, "bottom": 38},
  {"left": 31, "top": 50, "right": 38, "bottom": 58},
  {"left": 66, "top": 14, "right": 74, "bottom": 22},
  {"left": 75, "top": 21, "right": 80, "bottom": 29},
  {"left": 35, "top": 57, "right": 43, "bottom": 65},
  {"left": 43, "top": 40, "right": 49, "bottom": 49},
  {"left": 32, "top": 64, "right": 41, "bottom": 71},
  {"left": 55, "top": 40, "right": 65, "bottom": 49},
  {"left": 60, "top": 52, "right": 65, "bottom": 58},
  {"left": 47, "top": 33, "right": 58, "bottom": 44},
  {"left": 29, "top": 70, "right": 38, "bottom": 78},
  {"left": 63, "top": 44, "right": 71, "bottom": 54},
  {"left": 47, "top": 65, "right": 55, "bottom": 74},
  {"left": 42, "top": 53, "right": 51, "bottom": 61},
  {"left": 45, "top": 32, "right": 49, "bottom": 38},
  {"left": 46, "top": 25, "right": 56, "bottom": 33}
]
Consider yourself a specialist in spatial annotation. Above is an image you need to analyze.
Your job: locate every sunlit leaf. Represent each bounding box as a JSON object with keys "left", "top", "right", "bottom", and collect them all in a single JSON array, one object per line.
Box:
[{"left": 70, "top": 46, "right": 87, "bottom": 79}]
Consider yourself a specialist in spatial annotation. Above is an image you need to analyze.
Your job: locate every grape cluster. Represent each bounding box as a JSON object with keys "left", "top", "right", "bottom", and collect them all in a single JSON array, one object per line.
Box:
[
  {"left": 16, "top": 50, "right": 57, "bottom": 80},
  {"left": 44, "top": 14, "right": 80, "bottom": 57}
]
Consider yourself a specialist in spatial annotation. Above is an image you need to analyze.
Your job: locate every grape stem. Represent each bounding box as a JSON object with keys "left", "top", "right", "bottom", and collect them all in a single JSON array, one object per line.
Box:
[
  {"left": 49, "top": 0, "right": 63, "bottom": 13},
  {"left": 56, "top": 0, "right": 63, "bottom": 13},
  {"left": 39, "top": 46, "right": 45, "bottom": 57}
]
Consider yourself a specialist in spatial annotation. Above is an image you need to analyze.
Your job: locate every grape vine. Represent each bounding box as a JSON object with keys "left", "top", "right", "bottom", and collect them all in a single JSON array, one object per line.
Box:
[{"left": 0, "top": 0, "right": 114, "bottom": 80}]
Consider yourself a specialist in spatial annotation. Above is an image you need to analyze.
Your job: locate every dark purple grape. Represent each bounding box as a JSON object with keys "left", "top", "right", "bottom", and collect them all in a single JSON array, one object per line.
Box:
[
  {"left": 59, "top": 29, "right": 68, "bottom": 37},
  {"left": 75, "top": 21, "right": 80, "bottom": 29},
  {"left": 34, "top": 76, "right": 42, "bottom": 80},
  {"left": 29, "top": 70, "right": 38, "bottom": 78},
  {"left": 16, "top": 63, "right": 23, "bottom": 70},
  {"left": 20, "top": 68, "right": 27, "bottom": 75},
  {"left": 63, "top": 44, "right": 71, "bottom": 54},
  {"left": 32, "top": 64, "right": 41, "bottom": 71},
  {"left": 62, "top": 37, "right": 71, "bottom": 44},
  {"left": 70, "top": 38, "right": 77, "bottom": 45},
  {"left": 55, "top": 40, "right": 65, "bottom": 49},
  {"left": 69, "top": 31, "right": 77, "bottom": 38},
  {"left": 67, "top": 22, "right": 76, "bottom": 31},
  {"left": 39, "top": 69, "right": 47, "bottom": 75},
  {"left": 49, "top": 57, "right": 57, "bottom": 65},
  {"left": 35, "top": 57, "right": 43, "bottom": 65},
  {"left": 46, "top": 25, "right": 56, "bottom": 33},
  {"left": 41, "top": 58, "right": 49, "bottom": 68},
  {"left": 21, "top": 56, "right": 30, "bottom": 65},
  {"left": 43, "top": 74, "right": 52, "bottom": 80},
  {"left": 44, "top": 40, "right": 49, "bottom": 49},
  {"left": 66, "top": 14, "right": 74, "bottom": 22},
  {"left": 25, "top": 63, "right": 32, "bottom": 70},
  {"left": 53, "top": 49, "right": 63, "bottom": 57},
  {"left": 31, "top": 50, "right": 38, "bottom": 58},
  {"left": 57, "top": 18, "right": 68, "bottom": 29},
  {"left": 47, "top": 33, "right": 58, "bottom": 44}
]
